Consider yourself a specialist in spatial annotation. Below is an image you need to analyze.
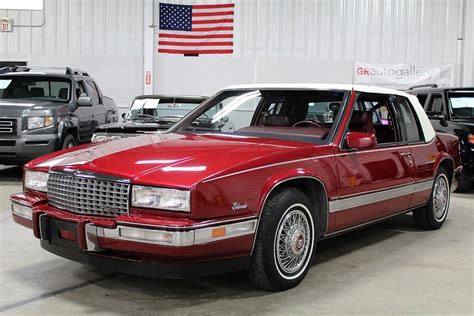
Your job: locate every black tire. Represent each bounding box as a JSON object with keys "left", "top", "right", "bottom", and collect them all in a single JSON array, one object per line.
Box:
[
  {"left": 61, "top": 134, "right": 76, "bottom": 150},
  {"left": 413, "top": 167, "right": 450, "bottom": 230},
  {"left": 454, "top": 173, "right": 471, "bottom": 193},
  {"left": 247, "top": 187, "right": 317, "bottom": 291}
]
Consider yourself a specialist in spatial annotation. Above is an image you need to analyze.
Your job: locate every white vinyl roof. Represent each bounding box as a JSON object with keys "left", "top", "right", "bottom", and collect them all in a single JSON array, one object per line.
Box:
[{"left": 223, "top": 83, "right": 435, "bottom": 142}]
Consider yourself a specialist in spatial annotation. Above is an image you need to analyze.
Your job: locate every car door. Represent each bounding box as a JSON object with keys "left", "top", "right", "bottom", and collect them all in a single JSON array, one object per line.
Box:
[
  {"left": 333, "top": 92, "right": 415, "bottom": 231},
  {"left": 85, "top": 80, "right": 106, "bottom": 127},
  {"left": 72, "top": 80, "right": 93, "bottom": 142},
  {"left": 393, "top": 95, "right": 436, "bottom": 208}
]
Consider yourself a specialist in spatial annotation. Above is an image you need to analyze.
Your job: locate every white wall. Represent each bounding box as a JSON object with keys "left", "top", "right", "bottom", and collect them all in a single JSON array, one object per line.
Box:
[
  {"left": 0, "top": 0, "right": 473, "bottom": 108},
  {"left": 153, "top": 0, "right": 473, "bottom": 95}
]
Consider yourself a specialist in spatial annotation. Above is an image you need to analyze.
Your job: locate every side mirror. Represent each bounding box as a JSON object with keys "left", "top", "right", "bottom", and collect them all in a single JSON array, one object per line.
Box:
[
  {"left": 77, "top": 96, "right": 93, "bottom": 107},
  {"left": 122, "top": 113, "right": 126, "bottom": 119},
  {"left": 427, "top": 113, "right": 448, "bottom": 127},
  {"left": 346, "top": 132, "right": 376, "bottom": 150}
]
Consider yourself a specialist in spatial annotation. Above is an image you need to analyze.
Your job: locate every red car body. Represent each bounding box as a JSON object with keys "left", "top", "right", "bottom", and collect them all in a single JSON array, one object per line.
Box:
[{"left": 10, "top": 85, "right": 461, "bottom": 289}]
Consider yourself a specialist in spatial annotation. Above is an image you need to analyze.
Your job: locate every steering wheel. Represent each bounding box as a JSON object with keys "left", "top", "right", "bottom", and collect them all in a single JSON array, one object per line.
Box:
[{"left": 292, "top": 120, "right": 321, "bottom": 128}]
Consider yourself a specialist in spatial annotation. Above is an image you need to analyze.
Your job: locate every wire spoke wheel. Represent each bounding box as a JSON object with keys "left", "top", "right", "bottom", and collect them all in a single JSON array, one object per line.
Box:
[
  {"left": 433, "top": 175, "right": 449, "bottom": 220},
  {"left": 275, "top": 208, "right": 311, "bottom": 275}
]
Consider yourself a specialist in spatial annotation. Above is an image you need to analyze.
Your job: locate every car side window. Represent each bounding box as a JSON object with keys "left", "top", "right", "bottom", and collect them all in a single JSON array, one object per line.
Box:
[
  {"left": 346, "top": 93, "right": 399, "bottom": 146},
  {"left": 394, "top": 96, "right": 423, "bottom": 143},
  {"left": 415, "top": 94, "right": 428, "bottom": 108},
  {"left": 85, "top": 81, "right": 100, "bottom": 105},
  {"left": 76, "top": 81, "right": 87, "bottom": 99},
  {"left": 428, "top": 93, "right": 444, "bottom": 113}
]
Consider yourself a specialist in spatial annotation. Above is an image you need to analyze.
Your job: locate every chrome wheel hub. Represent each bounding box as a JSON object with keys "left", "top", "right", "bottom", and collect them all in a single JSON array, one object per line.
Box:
[
  {"left": 275, "top": 209, "right": 311, "bottom": 274},
  {"left": 433, "top": 176, "right": 448, "bottom": 220}
]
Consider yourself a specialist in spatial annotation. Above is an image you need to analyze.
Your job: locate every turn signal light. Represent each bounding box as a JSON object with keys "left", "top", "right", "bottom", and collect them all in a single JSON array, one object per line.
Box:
[{"left": 211, "top": 227, "right": 226, "bottom": 238}]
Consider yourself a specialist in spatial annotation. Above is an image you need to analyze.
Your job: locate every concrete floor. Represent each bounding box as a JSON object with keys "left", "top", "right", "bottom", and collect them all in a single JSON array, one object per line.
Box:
[{"left": 0, "top": 165, "right": 473, "bottom": 315}]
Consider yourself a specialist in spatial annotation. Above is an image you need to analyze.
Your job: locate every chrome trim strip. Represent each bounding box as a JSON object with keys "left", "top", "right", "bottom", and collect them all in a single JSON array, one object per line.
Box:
[
  {"left": 86, "top": 218, "right": 258, "bottom": 247},
  {"left": 85, "top": 223, "right": 102, "bottom": 251},
  {"left": 322, "top": 204, "right": 426, "bottom": 239},
  {"left": 116, "top": 214, "right": 258, "bottom": 230},
  {"left": 194, "top": 219, "right": 257, "bottom": 245},
  {"left": 329, "top": 179, "right": 433, "bottom": 213},
  {"left": 9, "top": 198, "right": 33, "bottom": 207}
]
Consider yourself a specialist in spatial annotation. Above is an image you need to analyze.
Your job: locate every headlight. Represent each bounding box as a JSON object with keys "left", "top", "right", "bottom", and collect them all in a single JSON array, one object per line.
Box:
[
  {"left": 132, "top": 186, "right": 190, "bottom": 212},
  {"left": 24, "top": 170, "right": 49, "bottom": 192},
  {"left": 27, "top": 116, "right": 54, "bottom": 129}
]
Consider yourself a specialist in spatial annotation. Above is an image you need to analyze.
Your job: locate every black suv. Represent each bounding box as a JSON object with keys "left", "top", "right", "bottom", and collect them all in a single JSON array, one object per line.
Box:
[
  {"left": 0, "top": 66, "right": 118, "bottom": 165},
  {"left": 407, "top": 85, "right": 474, "bottom": 192}
]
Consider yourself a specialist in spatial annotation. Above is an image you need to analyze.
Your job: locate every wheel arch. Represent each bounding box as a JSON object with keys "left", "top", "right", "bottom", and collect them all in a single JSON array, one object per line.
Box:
[
  {"left": 255, "top": 173, "right": 329, "bottom": 244},
  {"left": 435, "top": 155, "right": 454, "bottom": 185}
]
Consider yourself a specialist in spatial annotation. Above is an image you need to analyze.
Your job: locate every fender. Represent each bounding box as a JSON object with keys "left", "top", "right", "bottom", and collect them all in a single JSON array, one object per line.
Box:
[
  {"left": 251, "top": 168, "right": 330, "bottom": 248},
  {"left": 57, "top": 116, "right": 79, "bottom": 144}
]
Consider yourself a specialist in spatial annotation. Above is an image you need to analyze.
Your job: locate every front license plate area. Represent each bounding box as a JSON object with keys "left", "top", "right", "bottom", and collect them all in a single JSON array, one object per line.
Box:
[{"left": 39, "top": 215, "right": 80, "bottom": 250}]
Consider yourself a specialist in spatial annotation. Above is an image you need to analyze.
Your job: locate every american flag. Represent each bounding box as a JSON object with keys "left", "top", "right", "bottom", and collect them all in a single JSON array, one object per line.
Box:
[{"left": 158, "top": 2, "right": 234, "bottom": 55}]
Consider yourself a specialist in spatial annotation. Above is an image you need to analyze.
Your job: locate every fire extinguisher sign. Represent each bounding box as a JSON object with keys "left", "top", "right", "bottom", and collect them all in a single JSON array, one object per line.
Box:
[{"left": 145, "top": 71, "right": 152, "bottom": 85}]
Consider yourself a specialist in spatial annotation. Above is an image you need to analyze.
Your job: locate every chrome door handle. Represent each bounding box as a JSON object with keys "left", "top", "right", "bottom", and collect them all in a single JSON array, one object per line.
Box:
[{"left": 400, "top": 152, "right": 413, "bottom": 157}]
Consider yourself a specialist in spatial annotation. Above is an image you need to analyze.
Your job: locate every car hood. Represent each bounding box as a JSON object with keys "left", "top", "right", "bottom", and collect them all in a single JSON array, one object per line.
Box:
[
  {"left": 0, "top": 99, "right": 63, "bottom": 117},
  {"left": 36, "top": 133, "right": 315, "bottom": 188}
]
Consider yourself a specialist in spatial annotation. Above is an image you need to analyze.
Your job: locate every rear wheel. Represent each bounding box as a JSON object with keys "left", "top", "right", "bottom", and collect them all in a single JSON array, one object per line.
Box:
[
  {"left": 413, "top": 167, "right": 450, "bottom": 230},
  {"left": 247, "top": 187, "right": 317, "bottom": 291},
  {"left": 61, "top": 134, "right": 76, "bottom": 150},
  {"left": 454, "top": 173, "right": 471, "bottom": 193}
]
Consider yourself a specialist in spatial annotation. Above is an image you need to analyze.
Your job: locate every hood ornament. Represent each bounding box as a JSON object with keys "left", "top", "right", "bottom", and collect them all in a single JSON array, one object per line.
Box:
[{"left": 86, "top": 149, "right": 94, "bottom": 162}]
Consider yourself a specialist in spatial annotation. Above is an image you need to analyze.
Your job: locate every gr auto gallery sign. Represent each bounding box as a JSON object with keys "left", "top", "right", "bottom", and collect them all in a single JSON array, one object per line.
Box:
[{"left": 354, "top": 61, "right": 454, "bottom": 88}]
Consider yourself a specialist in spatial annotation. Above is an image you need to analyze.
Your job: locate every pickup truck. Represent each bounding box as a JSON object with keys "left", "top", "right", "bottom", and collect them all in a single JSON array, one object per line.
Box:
[{"left": 0, "top": 66, "right": 118, "bottom": 165}]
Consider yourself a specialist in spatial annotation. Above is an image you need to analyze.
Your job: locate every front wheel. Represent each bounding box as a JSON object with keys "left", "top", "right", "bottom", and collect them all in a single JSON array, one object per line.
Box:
[
  {"left": 413, "top": 167, "right": 450, "bottom": 230},
  {"left": 61, "top": 134, "right": 76, "bottom": 150},
  {"left": 247, "top": 187, "right": 317, "bottom": 291}
]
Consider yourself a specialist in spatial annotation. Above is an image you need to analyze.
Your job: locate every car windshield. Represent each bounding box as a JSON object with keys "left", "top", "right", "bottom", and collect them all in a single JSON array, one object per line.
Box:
[
  {"left": 0, "top": 76, "right": 71, "bottom": 103},
  {"left": 171, "top": 89, "right": 348, "bottom": 144},
  {"left": 124, "top": 98, "right": 205, "bottom": 121},
  {"left": 448, "top": 92, "right": 474, "bottom": 120}
]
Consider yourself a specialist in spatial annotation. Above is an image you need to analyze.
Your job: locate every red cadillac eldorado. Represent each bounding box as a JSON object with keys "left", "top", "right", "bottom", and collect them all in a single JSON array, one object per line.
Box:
[{"left": 10, "top": 84, "right": 461, "bottom": 291}]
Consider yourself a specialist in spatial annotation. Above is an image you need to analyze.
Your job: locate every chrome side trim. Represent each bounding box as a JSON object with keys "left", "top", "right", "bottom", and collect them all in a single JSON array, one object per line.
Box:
[
  {"left": 194, "top": 219, "right": 257, "bottom": 244},
  {"left": 9, "top": 198, "right": 33, "bottom": 207},
  {"left": 85, "top": 218, "right": 258, "bottom": 247},
  {"left": 322, "top": 204, "right": 426, "bottom": 239},
  {"left": 328, "top": 179, "right": 433, "bottom": 213},
  {"left": 85, "top": 223, "right": 102, "bottom": 252},
  {"left": 116, "top": 214, "right": 258, "bottom": 230},
  {"left": 413, "top": 179, "right": 434, "bottom": 192}
]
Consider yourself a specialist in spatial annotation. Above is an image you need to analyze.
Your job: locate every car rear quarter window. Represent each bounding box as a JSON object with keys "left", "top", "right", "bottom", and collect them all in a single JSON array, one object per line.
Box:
[
  {"left": 85, "top": 81, "right": 101, "bottom": 105},
  {"left": 415, "top": 94, "right": 428, "bottom": 108},
  {"left": 428, "top": 93, "right": 444, "bottom": 113},
  {"left": 394, "top": 96, "right": 423, "bottom": 143}
]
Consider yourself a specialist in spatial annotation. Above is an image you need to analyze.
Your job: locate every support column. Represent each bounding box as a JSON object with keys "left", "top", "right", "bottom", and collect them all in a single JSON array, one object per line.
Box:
[{"left": 143, "top": 0, "right": 155, "bottom": 94}]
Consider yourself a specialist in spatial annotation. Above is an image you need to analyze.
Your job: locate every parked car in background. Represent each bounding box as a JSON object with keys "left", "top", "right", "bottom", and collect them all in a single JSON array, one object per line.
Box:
[
  {"left": 92, "top": 95, "right": 207, "bottom": 142},
  {"left": 407, "top": 85, "right": 474, "bottom": 192},
  {"left": 0, "top": 66, "right": 118, "bottom": 165},
  {"left": 11, "top": 84, "right": 461, "bottom": 291}
]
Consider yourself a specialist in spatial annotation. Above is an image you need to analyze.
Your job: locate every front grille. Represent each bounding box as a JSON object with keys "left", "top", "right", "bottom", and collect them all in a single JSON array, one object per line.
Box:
[
  {"left": 47, "top": 173, "right": 130, "bottom": 217},
  {"left": 0, "top": 119, "right": 17, "bottom": 135}
]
